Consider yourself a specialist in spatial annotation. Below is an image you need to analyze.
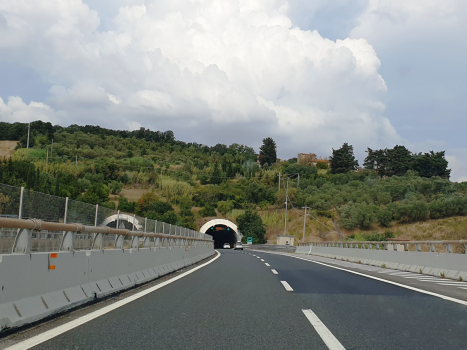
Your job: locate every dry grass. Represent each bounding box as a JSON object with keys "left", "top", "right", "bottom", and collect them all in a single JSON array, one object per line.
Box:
[
  {"left": 0, "top": 141, "right": 18, "bottom": 158},
  {"left": 119, "top": 188, "right": 153, "bottom": 202},
  {"left": 258, "top": 209, "right": 340, "bottom": 244},
  {"left": 386, "top": 216, "right": 467, "bottom": 241}
]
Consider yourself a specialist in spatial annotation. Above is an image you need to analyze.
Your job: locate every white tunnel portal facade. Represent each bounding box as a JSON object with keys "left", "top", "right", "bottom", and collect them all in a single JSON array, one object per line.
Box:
[{"left": 200, "top": 219, "right": 242, "bottom": 248}]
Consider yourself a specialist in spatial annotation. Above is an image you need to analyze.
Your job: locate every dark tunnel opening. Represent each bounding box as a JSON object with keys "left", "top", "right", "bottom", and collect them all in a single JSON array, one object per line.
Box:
[{"left": 206, "top": 225, "right": 238, "bottom": 249}]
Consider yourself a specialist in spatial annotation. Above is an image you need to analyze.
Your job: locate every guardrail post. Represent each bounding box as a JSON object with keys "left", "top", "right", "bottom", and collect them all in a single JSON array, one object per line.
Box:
[
  {"left": 430, "top": 243, "right": 436, "bottom": 252},
  {"left": 64, "top": 197, "right": 69, "bottom": 223},
  {"left": 144, "top": 217, "right": 147, "bottom": 232},
  {"left": 143, "top": 235, "right": 150, "bottom": 248},
  {"left": 446, "top": 244, "right": 452, "bottom": 253},
  {"left": 94, "top": 204, "right": 99, "bottom": 227},
  {"left": 12, "top": 228, "right": 32, "bottom": 253},
  {"left": 60, "top": 230, "right": 74, "bottom": 251},
  {"left": 92, "top": 232, "right": 104, "bottom": 251},
  {"left": 416, "top": 243, "right": 421, "bottom": 252},
  {"left": 18, "top": 186, "right": 24, "bottom": 219},
  {"left": 59, "top": 197, "right": 74, "bottom": 251},
  {"left": 115, "top": 233, "right": 125, "bottom": 249},
  {"left": 464, "top": 244, "right": 467, "bottom": 254}
]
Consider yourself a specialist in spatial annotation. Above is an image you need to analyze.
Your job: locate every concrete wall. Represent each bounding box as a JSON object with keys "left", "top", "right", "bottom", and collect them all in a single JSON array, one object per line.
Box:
[
  {"left": 295, "top": 245, "right": 467, "bottom": 280},
  {"left": 0, "top": 245, "right": 214, "bottom": 330}
]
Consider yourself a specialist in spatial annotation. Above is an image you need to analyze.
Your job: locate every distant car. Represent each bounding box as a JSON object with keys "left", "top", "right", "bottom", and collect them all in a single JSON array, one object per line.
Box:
[
  {"left": 223, "top": 243, "right": 231, "bottom": 249},
  {"left": 234, "top": 242, "right": 243, "bottom": 250}
]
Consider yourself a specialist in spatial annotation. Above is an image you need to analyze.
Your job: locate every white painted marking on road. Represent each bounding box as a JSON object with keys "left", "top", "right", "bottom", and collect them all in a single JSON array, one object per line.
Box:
[
  {"left": 251, "top": 250, "right": 467, "bottom": 307},
  {"left": 271, "top": 269, "right": 278, "bottom": 274},
  {"left": 257, "top": 257, "right": 260, "bottom": 259},
  {"left": 280, "top": 281, "right": 293, "bottom": 292},
  {"left": 261, "top": 259, "right": 265, "bottom": 261},
  {"left": 302, "top": 309, "right": 345, "bottom": 350},
  {"left": 387, "top": 272, "right": 419, "bottom": 276},
  {"left": 6, "top": 251, "right": 222, "bottom": 350},
  {"left": 265, "top": 263, "right": 270, "bottom": 266},
  {"left": 436, "top": 283, "right": 467, "bottom": 286}
]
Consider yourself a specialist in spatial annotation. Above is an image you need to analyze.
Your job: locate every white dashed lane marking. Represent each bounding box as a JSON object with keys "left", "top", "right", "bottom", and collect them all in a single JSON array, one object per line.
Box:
[
  {"left": 280, "top": 281, "right": 294, "bottom": 292},
  {"left": 265, "top": 263, "right": 270, "bottom": 266},
  {"left": 271, "top": 269, "right": 278, "bottom": 274},
  {"left": 261, "top": 259, "right": 265, "bottom": 261},
  {"left": 302, "top": 309, "right": 345, "bottom": 350}
]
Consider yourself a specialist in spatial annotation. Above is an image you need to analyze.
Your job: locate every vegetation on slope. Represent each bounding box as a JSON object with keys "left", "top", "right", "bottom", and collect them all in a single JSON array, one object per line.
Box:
[{"left": 1, "top": 120, "right": 465, "bottom": 242}]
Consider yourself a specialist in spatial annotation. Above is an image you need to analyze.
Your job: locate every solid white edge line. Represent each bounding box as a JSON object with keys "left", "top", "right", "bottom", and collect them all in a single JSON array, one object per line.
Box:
[
  {"left": 302, "top": 309, "right": 345, "bottom": 350},
  {"left": 271, "top": 269, "right": 278, "bottom": 274},
  {"left": 265, "top": 263, "right": 270, "bottom": 266},
  {"left": 6, "top": 251, "right": 222, "bottom": 350},
  {"left": 280, "top": 281, "right": 293, "bottom": 292},
  {"left": 250, "top": 250, "right": 467, "bottom": 307}
]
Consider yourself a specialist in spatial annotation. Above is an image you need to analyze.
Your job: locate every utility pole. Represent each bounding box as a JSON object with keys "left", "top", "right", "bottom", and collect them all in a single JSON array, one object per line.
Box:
[
  {"left": 301, "top": 206, "right": 310, "bottom": 242},
  {"left": 27, "top": 123, "right": 30, "bottom": 149},
  {"left": 51, "top": 138, "right": 54, "bottom": 156},
  {"left": 297, "top": 173, "right": 300, "bottom": 188},
  {"left": 278, "top": 171, "right": 281, "bottom": 192},
  {"left": 46, "top": 148, "right": 49, "bottom": 171}
]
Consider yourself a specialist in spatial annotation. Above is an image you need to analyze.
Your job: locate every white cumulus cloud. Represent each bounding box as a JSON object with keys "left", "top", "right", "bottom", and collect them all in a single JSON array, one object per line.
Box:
[{"left": 0, "top": 0, "right": 400, "bottom": 158}]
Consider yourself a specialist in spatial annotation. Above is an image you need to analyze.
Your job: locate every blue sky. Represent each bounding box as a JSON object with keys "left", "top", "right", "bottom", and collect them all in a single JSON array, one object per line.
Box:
[{"left": 0, "top": 0, "right": 466, "bottom": 180}]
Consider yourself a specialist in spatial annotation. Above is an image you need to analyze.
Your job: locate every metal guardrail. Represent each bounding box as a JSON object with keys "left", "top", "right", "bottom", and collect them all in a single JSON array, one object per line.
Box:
[
  {"left": 0, "top": 217, "right": 213, "bottom": 254},
  {"left": 0, "top": 183, "right": 212, "bottom": 253},
  {"left": 298, "top": 241, "right": 467, "bottom": 254}
]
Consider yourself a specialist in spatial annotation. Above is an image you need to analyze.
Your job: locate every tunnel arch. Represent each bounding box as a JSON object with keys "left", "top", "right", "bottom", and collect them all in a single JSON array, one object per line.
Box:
[
  {"left": 100, "top": 213, "right": 143, "bottom": 230},
  {"left": 200, "top": 219, "right": 242, "bottom": 248}
]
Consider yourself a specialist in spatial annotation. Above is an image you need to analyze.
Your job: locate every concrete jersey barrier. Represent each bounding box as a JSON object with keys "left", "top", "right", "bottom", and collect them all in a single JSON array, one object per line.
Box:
[
  {"left": 0, "top": 245, "right": 214, "bottom": 331},
  {"left": 295, "top": 245, "right": 467, "bottom": 280}
]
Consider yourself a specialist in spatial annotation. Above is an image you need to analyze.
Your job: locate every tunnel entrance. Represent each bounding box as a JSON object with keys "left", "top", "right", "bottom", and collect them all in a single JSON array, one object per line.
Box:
[{"left": 206, "top": 225, "right": 238, "bottom": 249}]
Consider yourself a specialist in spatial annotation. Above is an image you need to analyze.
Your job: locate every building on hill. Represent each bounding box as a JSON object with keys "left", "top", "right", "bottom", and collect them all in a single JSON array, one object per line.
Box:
[
  {"left": 277, "top": 235, "right": 294, "bottom": 246},
  {"left": 298, "top": 153, "right": 317, "bottom": 165},
  {"left": 298, "top": 153, "right": 330, "bottom": 167}
]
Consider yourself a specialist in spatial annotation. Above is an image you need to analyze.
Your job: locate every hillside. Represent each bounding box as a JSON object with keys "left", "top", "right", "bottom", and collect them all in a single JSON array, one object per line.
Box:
[
  {"left": 0, "top": 120, "right": 466, "bottom": 244},
  {"left": 0, "top": 141, "right": 18, "bottom": 159}
]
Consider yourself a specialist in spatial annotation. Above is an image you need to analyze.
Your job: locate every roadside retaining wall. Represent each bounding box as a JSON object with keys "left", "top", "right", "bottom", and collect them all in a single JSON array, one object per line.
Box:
[
  {"left": 0, "top": 246, "right": 214, "bottom": 330},
  {"left": 295, "top": 245, "right": 467, "bottom": 280}
]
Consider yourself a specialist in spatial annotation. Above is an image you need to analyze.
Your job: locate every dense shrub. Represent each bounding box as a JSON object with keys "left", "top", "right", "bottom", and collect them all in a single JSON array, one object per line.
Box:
[{"left": 200, "top": 205, "right": 216, "bottom": 217}]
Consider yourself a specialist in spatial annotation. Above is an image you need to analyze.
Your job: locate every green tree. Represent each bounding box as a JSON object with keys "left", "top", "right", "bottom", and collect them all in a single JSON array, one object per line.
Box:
[
  {"left": 200, "top": 205, "right": 216, "bottom": 217},
  {"left": 79, "top": 183, "right": 110, "bottom": 205},
  {"left": 412, "top": 151, "right": 450, "bottom": 179},
  {"left": 329, "top": 143, "right": 359, "bottom": 174},
  {"left": 237, "top": 210, "right": 266, "bottom": 244},
  {"left": 118, "top": 196, "right": 136, "bottom": 212},
  {"left": 377, "top": 208, "right": 393, "bottom": 227},
  {"left": 259, "top": 137, "right": 276, "bottom": 166},
  {"left": 211, "top": 162, "right": 222, "bottom": 185}
]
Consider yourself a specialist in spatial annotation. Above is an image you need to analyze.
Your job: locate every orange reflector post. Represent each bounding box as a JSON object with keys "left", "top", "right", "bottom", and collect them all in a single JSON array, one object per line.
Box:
[
  {"left": 50, "top": 253, "right": 57, "bottom": 258},
  {"left": 48, "top": 265, "right": 56, "bottom": 270}
]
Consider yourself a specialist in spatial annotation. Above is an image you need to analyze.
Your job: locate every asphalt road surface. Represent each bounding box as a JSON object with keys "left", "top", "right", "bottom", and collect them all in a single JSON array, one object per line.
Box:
[{"left": 25, "top": 249, "right": 467, "bottom": 349}]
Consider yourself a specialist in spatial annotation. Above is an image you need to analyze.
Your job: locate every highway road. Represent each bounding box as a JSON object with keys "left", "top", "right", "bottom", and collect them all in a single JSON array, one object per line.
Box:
[{"left": 7, "top": 249, "right": 467, "bottom": 349}]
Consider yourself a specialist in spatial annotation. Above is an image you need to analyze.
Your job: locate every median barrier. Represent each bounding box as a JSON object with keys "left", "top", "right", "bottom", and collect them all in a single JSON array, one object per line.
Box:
[
  {"left": 295, "top": 241, "right": 467, "bottom": 280},
  {"left": 0, "top": 218, "right": 214, "bottom": 331}
]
